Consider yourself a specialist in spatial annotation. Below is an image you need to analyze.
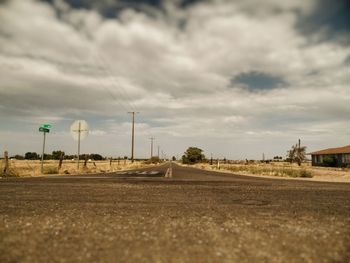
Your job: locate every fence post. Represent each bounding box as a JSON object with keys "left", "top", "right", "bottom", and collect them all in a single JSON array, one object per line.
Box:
[
  {"left": 3, "top": 151, "right": 9, "bottom": 175},
  {"left": 58, "top": 152, "right": 64, "bottom": 171},
  {"left": 84, "top": 154, "right": 88, "bottom": 168}
]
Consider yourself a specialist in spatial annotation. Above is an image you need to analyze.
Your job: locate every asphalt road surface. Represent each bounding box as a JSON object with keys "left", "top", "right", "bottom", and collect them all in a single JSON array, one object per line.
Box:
[{"left": 1, "top": 163, "right": 350, "bottom": 263}]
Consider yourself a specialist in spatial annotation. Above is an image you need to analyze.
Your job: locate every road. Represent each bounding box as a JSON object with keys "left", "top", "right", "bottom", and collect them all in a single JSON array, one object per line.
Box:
[{"left": 1, "top": 163, "right": 350, "bottom": 263}]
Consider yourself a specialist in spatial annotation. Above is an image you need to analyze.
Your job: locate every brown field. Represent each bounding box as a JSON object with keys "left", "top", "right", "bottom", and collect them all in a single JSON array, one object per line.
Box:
[
  {"left": 185, "top": 161, "right": 350, "bottom": 183},
  {"left": 0, "top": 159, "right": 151, "bottom": 177}
]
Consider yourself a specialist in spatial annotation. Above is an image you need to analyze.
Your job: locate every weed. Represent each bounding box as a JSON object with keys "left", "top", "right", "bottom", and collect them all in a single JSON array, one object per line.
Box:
[
  {"left": 43, "top": 166, "right": 58, "bottom": 175},
  {"left": 225, "top": 165, "right": 313, "bottom": 178}
]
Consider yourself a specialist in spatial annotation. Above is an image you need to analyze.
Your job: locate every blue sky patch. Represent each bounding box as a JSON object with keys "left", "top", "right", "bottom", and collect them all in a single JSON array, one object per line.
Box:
[{"left": 232, "top": 71, "right": 287, "bottom": 91}]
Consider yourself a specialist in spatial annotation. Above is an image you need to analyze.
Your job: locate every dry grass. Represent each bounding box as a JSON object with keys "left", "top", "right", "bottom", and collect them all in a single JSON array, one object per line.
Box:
[
  {"left": 188, "top": 162, "right": 350, "bottom": 180},
  {"left": 0, "top": 159, "right": 151, "bottom": 177}
]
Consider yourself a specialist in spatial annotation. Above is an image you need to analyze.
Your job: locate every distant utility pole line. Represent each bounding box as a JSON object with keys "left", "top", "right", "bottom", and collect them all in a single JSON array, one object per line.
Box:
[
  {"left": 128, "top": 112, "right": 139, "bottom": 163},
  {"left": 149, "top": 137, "right": 155, "bottom": 158}
]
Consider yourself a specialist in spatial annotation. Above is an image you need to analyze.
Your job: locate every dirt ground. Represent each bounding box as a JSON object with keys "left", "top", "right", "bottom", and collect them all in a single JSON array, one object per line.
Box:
[{"left": 1, "top": 163, "right": 349, "bottom": 263}]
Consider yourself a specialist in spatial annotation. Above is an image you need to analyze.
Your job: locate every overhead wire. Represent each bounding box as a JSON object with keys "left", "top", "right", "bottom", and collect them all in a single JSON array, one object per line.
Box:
[{"left": 67, "top": 35, "right": 134, "bottom": 113}]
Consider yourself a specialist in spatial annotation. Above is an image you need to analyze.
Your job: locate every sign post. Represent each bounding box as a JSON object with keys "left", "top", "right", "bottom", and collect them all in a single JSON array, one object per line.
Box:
[
  {"left": 70, "top": 120, "right": 89, "bottom": 171},
  {"left": 39, "top": 124, "right": 51, "bottom": 174}
]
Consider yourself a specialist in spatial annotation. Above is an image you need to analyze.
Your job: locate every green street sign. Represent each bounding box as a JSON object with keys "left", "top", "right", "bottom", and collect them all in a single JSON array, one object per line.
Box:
[
  {"left": 40, "top": 124, "right": 52, "bottom": 129},
  {"left": 39, "top": 127, "right": 50, "bottom": 133}
]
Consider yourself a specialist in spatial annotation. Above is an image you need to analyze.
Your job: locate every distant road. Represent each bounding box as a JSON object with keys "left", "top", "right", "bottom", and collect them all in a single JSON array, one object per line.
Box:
[{"left": 1, "top": 163, "right": 349, "bottom": 262}]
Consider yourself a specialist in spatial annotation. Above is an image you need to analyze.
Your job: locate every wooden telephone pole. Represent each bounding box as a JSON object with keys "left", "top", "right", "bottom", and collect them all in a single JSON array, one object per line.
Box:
[
  {"left": 128, "top": 112, "right": 139, "bottom": 163},
  {"left": 149, "top": 137, "right": 155, "bottom": 158}
]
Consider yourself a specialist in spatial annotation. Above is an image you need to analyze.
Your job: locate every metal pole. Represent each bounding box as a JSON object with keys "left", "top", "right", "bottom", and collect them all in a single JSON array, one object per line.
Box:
[
  {"left": 41, "top": 132, "right": 46, "bottom": 174},
  {"left": 77, "top": 121, "right": 81, "bottom": 170}
]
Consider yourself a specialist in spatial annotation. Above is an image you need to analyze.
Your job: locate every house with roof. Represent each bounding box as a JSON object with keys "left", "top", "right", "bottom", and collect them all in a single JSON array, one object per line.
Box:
[{"left": 309, "top": 145, "right": 350, "bottom": 167}]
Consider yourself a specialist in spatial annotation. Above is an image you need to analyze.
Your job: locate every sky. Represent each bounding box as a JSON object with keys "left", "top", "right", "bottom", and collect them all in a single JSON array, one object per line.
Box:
[{"left": 0, "top": 0, "right": 350, "bottom": 159}]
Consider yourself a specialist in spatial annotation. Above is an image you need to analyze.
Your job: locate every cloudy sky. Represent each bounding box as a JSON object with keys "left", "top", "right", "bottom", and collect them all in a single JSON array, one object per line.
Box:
[{"left": 0, "top": 0, "right": 349, "bottom": 159}]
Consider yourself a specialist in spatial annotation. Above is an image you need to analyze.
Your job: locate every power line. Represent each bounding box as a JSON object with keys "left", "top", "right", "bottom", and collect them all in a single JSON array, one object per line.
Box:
[
  {"left": 95, "top": 53, "right": 137, "bottom": 111},
  {"left": 60, "top": 29, "right": 137, "bottom": 113}
]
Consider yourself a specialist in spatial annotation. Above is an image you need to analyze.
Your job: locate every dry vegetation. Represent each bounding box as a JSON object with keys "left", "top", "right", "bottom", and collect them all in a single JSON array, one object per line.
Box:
[
  {"left": 0, "top": 159, "right": 151, "bottom": 177},
  {"left": 187, "top": 161, "right": 350, "bottom": 182}
]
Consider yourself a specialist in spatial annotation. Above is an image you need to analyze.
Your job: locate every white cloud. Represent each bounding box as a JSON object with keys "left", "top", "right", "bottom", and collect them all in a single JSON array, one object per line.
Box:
[{"left": 0, "top": 0, "right": 350, "bottom": 158}]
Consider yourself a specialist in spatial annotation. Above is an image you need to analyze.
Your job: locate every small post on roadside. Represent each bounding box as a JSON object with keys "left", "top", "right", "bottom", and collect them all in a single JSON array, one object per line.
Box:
[
  {"left": 84, "top": 154, "right": 88, "bottom": 168},
  {"left": 3, "top": 151, "right": 9, "bottom": 175},
  {"left": 70, "top": 120, "right": 89, "bottom": 172},
  {"left": 58, "top": 152, "right": 64, "bottom": 171},
  {"left": 41, "top": 131, "right": 46, "bottom": 174}
]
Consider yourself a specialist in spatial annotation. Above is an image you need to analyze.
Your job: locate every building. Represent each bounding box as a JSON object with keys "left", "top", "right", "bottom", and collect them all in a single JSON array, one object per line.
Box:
[{"left": 310, "top": 145, "right": 350, "bottom": 167}]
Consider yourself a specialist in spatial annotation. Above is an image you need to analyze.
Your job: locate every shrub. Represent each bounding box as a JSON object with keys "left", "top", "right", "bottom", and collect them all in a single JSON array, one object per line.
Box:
[
  {"left": 145, "top": 156, "right": 161, "bottom": 164},
  {"left": 43, "top": 166, "right": 58, "bottom": 175},
  {"left": 299, "top": 169, "right": 313, "bottom": 178},
  {"left": 0, "top": 168, "right": 19, "bottom": 177},
  {"left": 225, "top": 165, "right": 313, "bottom": 178},
  {"left": 0, "top": 163, "right": 19, "bottom": 177}
]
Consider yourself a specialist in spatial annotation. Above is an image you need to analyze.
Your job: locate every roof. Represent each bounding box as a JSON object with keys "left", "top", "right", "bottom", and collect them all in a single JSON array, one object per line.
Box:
[{"left": 309, "top": 145, "right": 350, "bottom": 155}]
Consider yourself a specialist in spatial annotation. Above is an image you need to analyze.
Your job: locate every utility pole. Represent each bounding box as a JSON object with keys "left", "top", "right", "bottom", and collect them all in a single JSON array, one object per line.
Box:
[
  {"left": 298, "top": 138, "right": 301, "bottom": 166},
  {"left": 157, "top": 146, "right": 160, "bottom": 157},
  {"left": 128, "top": 112, "right": 139, "bottom": 163},
  {"left": 149, "top": 137, "right": 155, "bottom": 158},
  {"left": 77, "top": 121, "right": 81, "bottom": 170}
]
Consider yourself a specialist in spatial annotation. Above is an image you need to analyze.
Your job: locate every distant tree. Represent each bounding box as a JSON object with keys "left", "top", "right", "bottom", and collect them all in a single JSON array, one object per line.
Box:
[
  {"left": 273, "top": 156, "right": 283, "bottom": 161},
  {"left": 11, "top": 155, "right": 24, "bottom": 160},
  {"left": 287, "top": 143, "right": 307, "bottom": 166},
  {"left": 147, "top": 156, "right": 160, "bottom": 164},
  {"left": 43, "top": 154, "right": 52, "bottom": 160},
  {"left": 52, "top": 151, "right": 65, "bottom": 160},
  {"left": 25, "top": 152, "right": 39, "bottom": 160},
  {"left": 90, "top": 154, "right": 103, "bottom": 161},
  {"left": 64, "top": 155, "right": 75, "bottom": 160},
  {"left": 182, "top": 147, "right": 205, "bottom": 164}
]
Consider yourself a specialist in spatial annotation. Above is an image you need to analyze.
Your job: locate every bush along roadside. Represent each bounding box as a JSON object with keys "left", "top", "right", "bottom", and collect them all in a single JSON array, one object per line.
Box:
[
  {"left": 43, "top": 166, "right": 59, "bottom": 175},
  {"left": 0, "top": 165, "right": 19, "bottom": 177},
  {"left": 217, "top": 165, "right": 313, "bottom": 178}
]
